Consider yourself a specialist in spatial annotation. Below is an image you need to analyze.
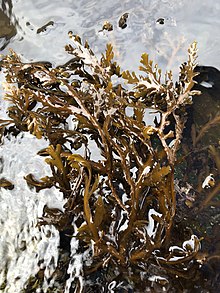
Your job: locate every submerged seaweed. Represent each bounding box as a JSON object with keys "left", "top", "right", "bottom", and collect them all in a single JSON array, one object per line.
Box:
[{"left": 0, "top": 35, "right": 219, "bottom": 292}]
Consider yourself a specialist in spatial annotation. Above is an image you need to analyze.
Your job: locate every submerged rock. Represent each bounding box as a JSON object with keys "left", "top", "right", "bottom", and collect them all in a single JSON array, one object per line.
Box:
[
  {"left": 189, "top": 66, "right": 220, "bottom": 146},
  {"left": 0, "top": 9, "right": 16, "bottom": 50}
]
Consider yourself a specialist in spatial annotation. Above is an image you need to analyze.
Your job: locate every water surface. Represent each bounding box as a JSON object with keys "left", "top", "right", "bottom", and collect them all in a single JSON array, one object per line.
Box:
[
  {"left": 1, "top": 0, "right": 220, "bottom": 72},
  {"left": 0, "top": 0, "right": 220, "bottom": 292}
]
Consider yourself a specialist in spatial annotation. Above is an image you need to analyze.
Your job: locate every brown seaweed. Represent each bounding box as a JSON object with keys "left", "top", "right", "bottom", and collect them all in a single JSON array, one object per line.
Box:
[{"left": 1, "top": 36, "right": 218, "bottom": 291}]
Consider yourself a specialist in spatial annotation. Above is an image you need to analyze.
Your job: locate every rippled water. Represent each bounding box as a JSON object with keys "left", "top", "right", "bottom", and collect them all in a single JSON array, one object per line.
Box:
[
  {"left": 0, "top": 0, "right": 220, "bottom": 292},
  {"left": 1, "top": 0, "right": 220, "bottom": 71}
]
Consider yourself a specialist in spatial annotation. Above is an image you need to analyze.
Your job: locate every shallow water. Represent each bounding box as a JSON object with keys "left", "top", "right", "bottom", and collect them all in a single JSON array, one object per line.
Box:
[
  {"left": 0, "top": 0, "right": 220, "bottom": 292},
  {"left": 1, "top": 0, "right": 220, "bottom": 72}
]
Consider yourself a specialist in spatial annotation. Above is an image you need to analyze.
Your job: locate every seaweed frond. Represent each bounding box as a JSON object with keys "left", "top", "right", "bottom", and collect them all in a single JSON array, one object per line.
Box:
[{"left": 0, "top": 38, "right": 203, "bottom": 290}]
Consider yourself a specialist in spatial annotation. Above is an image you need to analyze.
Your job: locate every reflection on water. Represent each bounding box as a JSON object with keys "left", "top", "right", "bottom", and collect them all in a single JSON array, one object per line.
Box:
[
  {"left": 0, "top": 133, "right": 66, "bottom": 292},
  {"left": 0, "top": 0, "right": 220, "bottom": 292},
  {"left": 0, "top": 0, "right": 220, "bottom": 72}
]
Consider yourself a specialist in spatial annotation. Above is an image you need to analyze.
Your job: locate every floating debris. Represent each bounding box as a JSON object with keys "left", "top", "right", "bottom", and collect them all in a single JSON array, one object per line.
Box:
[
  {"left": 0, "top": 177, "right": 14, "bottom": 190},
  {"left": 99, "top": 21, "right": 113, "bottom": 32},
  {"left": 118, "top": 13, "right": 129, "bottom": 29},
  {"left": 156, "top": 17, "right": 165, "bottom": 25},
  {"left": 26, "top": 21, "right": 34, "bottom": 31},
  {"left": 37, "top": 20, "right": 54, "bottom": 34}
]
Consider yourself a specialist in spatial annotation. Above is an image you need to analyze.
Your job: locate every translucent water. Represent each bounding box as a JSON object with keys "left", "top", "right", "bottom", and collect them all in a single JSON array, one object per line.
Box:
[
  {"left": 1, "top": 0, "right": 220, "bottom": 71},
  {"left": 0, "top": 131, "right": 66, "bottom": 292},
  {"left": 0, "top": 0, "right": 219, "bottom": 291}
]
